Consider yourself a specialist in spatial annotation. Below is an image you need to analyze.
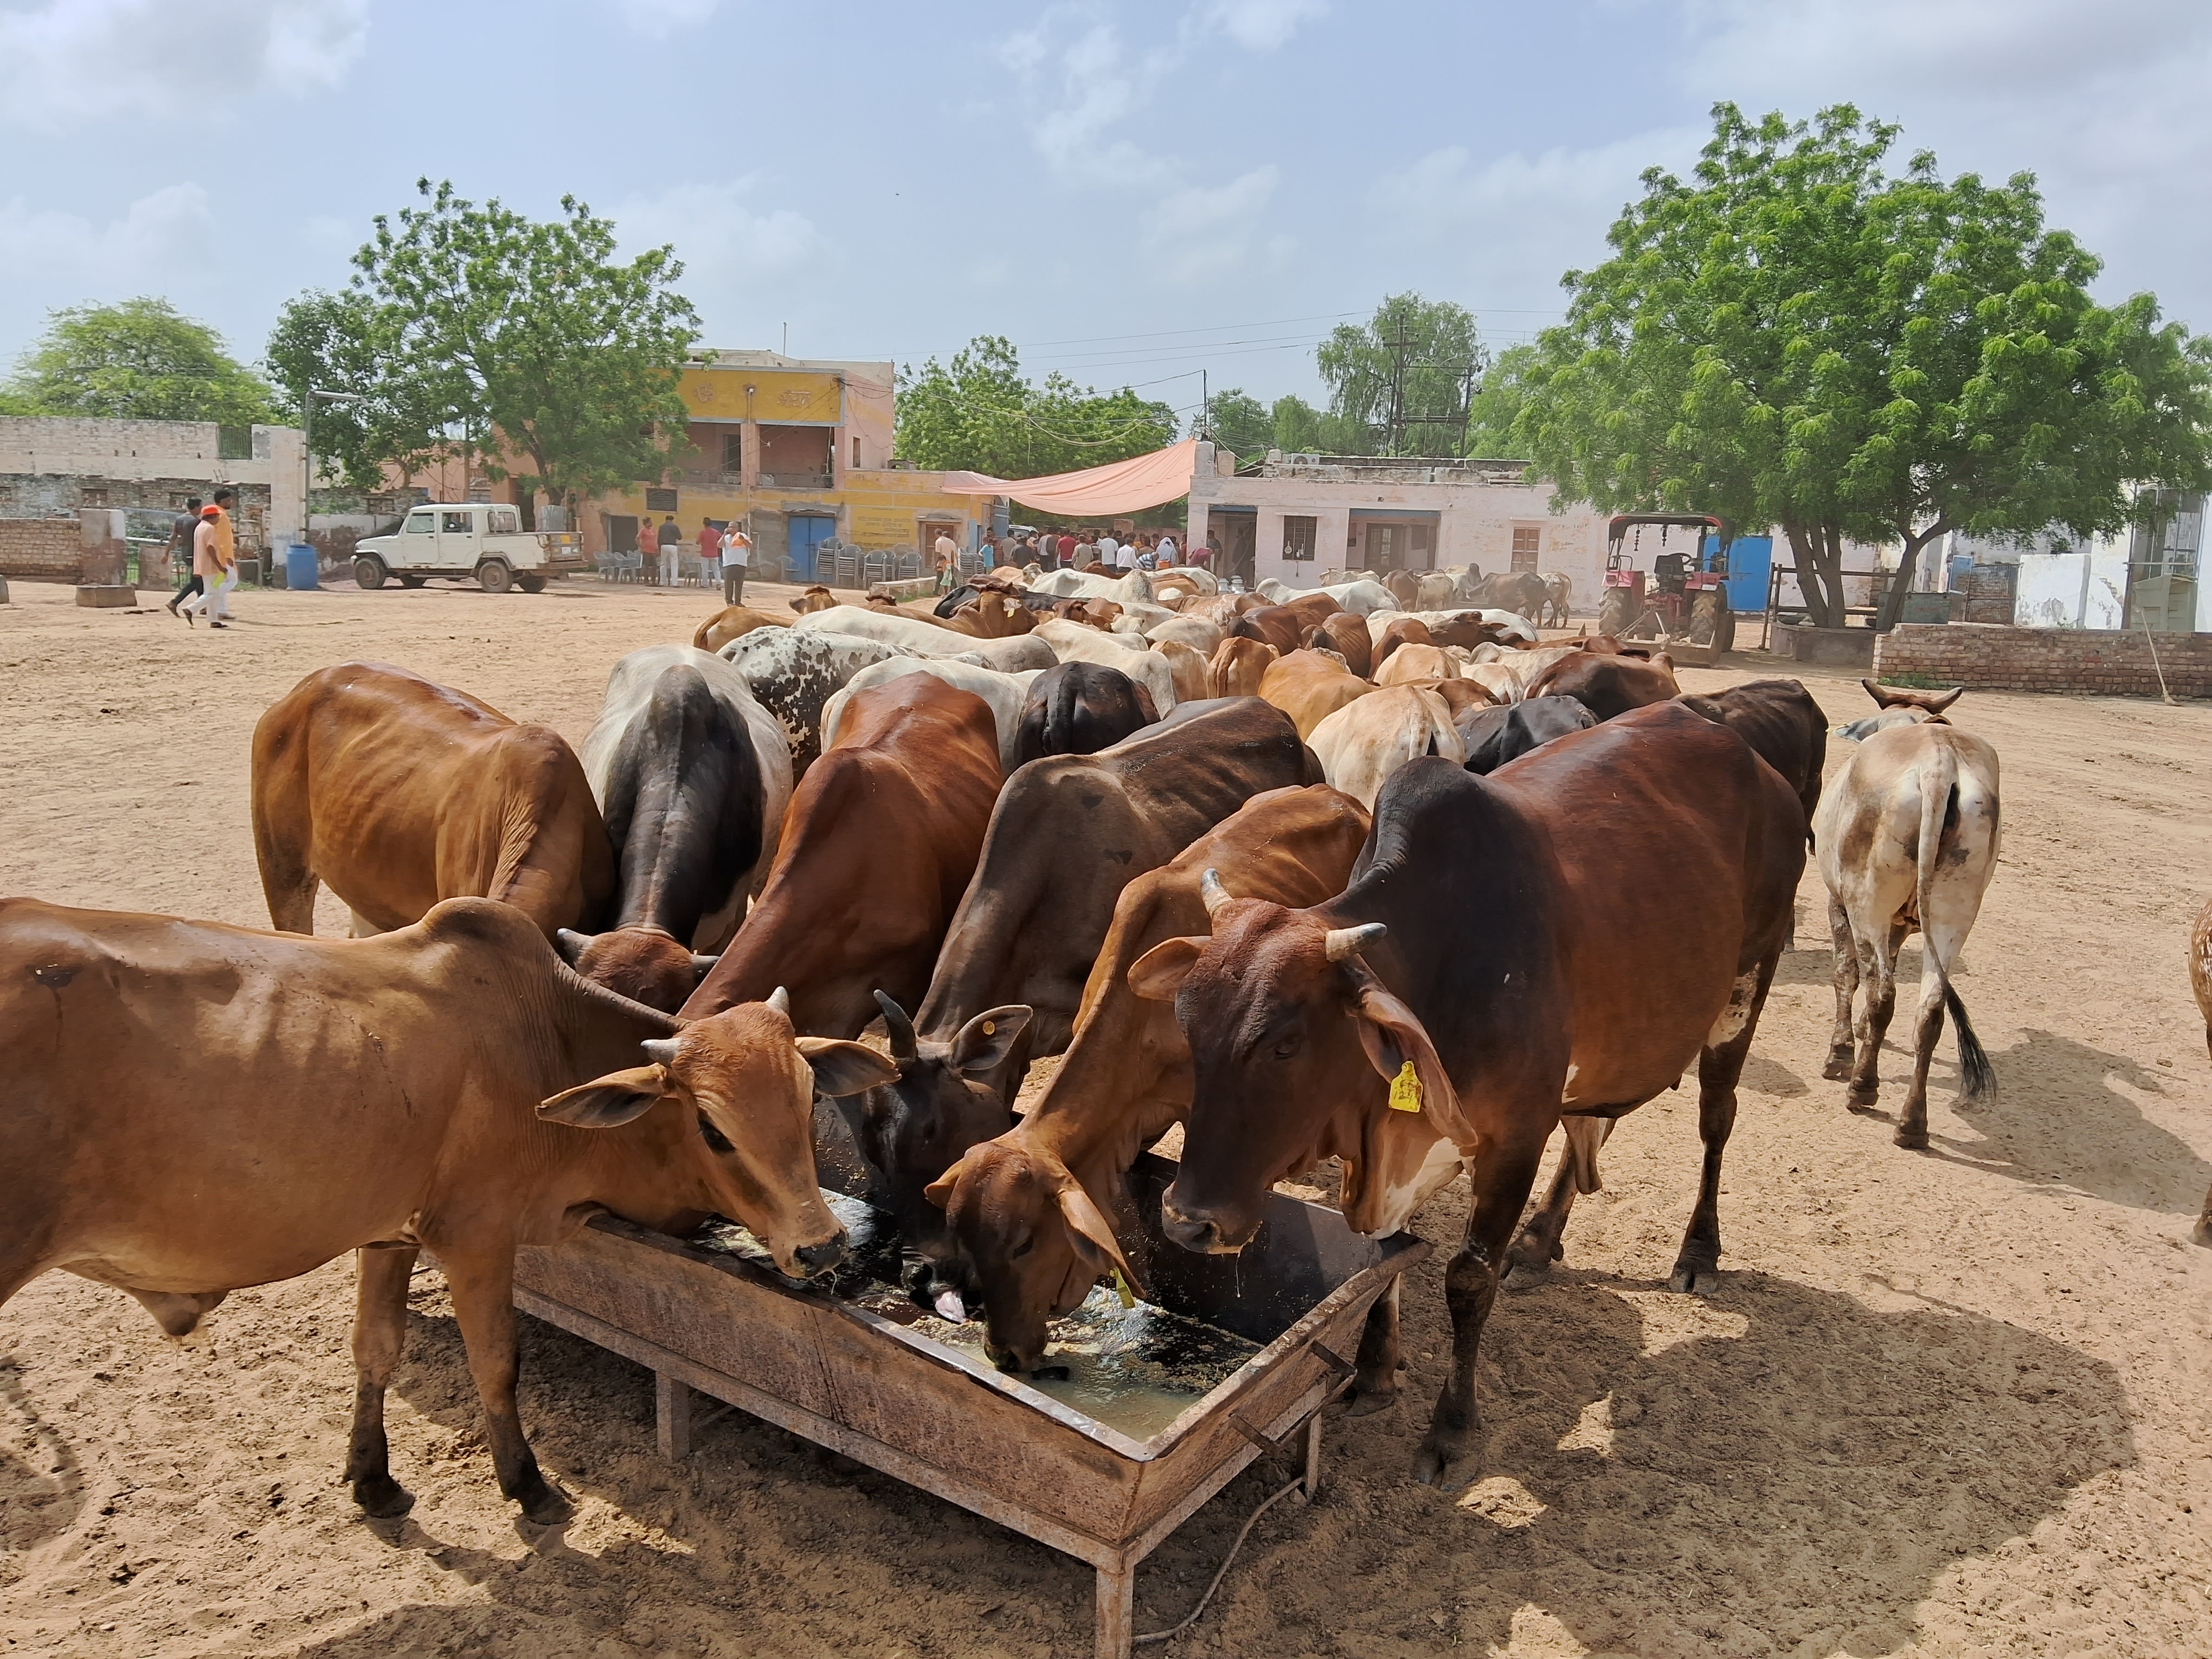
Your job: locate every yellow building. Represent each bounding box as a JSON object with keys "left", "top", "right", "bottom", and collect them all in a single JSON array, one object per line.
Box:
[{"left": 594, "top": 350, "right": 993, "bottom": 581}]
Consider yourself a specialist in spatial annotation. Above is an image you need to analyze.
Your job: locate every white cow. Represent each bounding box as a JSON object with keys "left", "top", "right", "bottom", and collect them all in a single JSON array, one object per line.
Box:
[
  {"left": 1256, "top": 577, "right": 1400, "bottom": 616},
  {"left": 819, "top": 658, "right": 1044, "bottom": 774},
  {"left": 1814, "top": 682, "right": 1999, "bottom": 1148},
  {"left": 1305, "top": 685, "right": 1465, "bottom": 811},
  {"left": 1025, "top": 568, "right": 1157, "bottom": 603},
  {"left": 793, "top": 606, "right": 1054, "bottom": 672}
]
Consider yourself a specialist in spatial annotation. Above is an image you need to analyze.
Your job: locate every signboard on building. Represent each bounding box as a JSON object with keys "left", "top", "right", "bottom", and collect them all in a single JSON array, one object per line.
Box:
[
  {"left": 679, "top": 370, "right": 843, "bottom": 426},
  {"left": 850, "top": 506, "right": 916, "bottom": 548}
]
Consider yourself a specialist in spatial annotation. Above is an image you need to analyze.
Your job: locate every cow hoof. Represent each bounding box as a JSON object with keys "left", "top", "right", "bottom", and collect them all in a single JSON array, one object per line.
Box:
[
  {"left": 1844, "top": 1086, "right": 1880, "bottom": 1114},
  {"left": 352, "top": 1476, "right": 415, "bottom": 1519},
  {"left": 1893, "top": 1126, "right": 1930, "bottom": 1151},
  {"left": 1667, "top": 1259, "right": 1719, "bottom": 1296},
  {"left": 517, "top": 1482, "right": 574, "bottom": 1527},
  {"left": 1410, "top": 1432, "right": 1475, "bottom": 1489},
  {"left": 1821, "top": 1051, "right": 1853, "bottom": 1081},
  {"left": 1336, "top": 1385, "right": 1399, "bottom": 1419}
]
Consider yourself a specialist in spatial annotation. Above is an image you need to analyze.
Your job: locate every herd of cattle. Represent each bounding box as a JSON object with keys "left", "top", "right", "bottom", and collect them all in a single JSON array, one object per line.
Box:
[{"left": 4, "top": 558, "right": 2039, "bottom": 1522}]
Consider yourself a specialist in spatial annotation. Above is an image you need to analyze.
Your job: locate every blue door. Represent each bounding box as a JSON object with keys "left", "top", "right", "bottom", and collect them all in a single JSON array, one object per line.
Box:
[
  {"left": 787, "top": 515, "right": 837, "bottom": 582},
  {"left": 1708, "top": 533, "right": 1772, "bottom": 613}
]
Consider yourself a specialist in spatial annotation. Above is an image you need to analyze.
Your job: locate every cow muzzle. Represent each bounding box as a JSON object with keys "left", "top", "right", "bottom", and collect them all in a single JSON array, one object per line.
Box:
[
  {"left": 790, "top": 1232, "right": 848, "bottom": 1278},
  {"left": 1159, "top": 1193, "right": 1249, "bottom": 1256}
]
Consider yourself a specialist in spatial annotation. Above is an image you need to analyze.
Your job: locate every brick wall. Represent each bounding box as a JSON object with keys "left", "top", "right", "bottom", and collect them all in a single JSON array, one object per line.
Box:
[
  {"left": 0, "top": 517, "right": 84, "bottom": 581},
  {"left": 1874, "top": 623, "right": 2212, "bottom": 698}
]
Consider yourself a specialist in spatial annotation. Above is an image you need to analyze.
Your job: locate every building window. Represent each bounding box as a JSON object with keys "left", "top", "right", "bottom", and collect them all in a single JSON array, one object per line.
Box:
[
  {"left": 644, "top": 487, "right": 679, "bottom": 513},
  {"left": 853, "top": 436, "right": 861, "bottom": 470},
  {"left": 1283, "top": 515, "right": 1317, "bottom": 561},
  {"left": 722, "top": 433, "right": 744, "bottom": 472},
  {"left": 216, "top": 425, "right": 254, "bottom": 461},
  {"left": 80, "top": 487, "right": 107, "bottom": 507},
  {"left": 1510, "top": 524, "right": 1541, "bottom": 571}
]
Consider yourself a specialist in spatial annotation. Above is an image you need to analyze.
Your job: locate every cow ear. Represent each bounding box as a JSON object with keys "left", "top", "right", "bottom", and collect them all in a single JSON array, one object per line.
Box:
[
  {"left": 922, "top": 1149, "right": 972, "bottom": 1212},
  {"left": 1133, "top": 683, "right": 1160, "bottom": 724},
  {"left": 795, "top": 1037, "right": 899, "bottom": 1098},
  {"left": 950, "top": 1005, "right": 1033, "bottom": 1077},
  {"left": 541, "top": 1064, "right": 668, "bottom": 1127},
  {"left": 1127, "top": 936, "right": 1206, "bottom": 1002},
  {"left": 1349, "top": 984, "right": 1474, "bottom": 1146},
  {"left": 1054, "top": 1179, "right": 1144, "bottom": 1298},
  {"left": 554, "top": 928, "right": 594, "bottom": 966}
]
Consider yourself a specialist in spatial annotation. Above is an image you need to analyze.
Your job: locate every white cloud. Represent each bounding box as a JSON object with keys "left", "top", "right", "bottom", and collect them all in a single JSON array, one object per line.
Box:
[
  {"left": 613, "top": 0, "right": 717, "bottom": 40},
  {"left": 615, "top": 182, "right": 822, "bottom": 284},
  {"left": 0, "top": 183, "right": 220, "bottom": 284},
  {"left": 1144, "top": 165, "right": 1281, "bottom": 282},
  {"left": 1193, "top": 0, "right": 1326, "bottom": 50},
  {"left": 0, "top": 0, "right": 367, "bottom": 131}
]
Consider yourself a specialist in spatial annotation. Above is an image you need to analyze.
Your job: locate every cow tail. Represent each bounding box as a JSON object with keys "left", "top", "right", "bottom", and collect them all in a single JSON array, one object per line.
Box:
[{"left": 1915, "top": 744, "right": 1995, "bottom": 1100}]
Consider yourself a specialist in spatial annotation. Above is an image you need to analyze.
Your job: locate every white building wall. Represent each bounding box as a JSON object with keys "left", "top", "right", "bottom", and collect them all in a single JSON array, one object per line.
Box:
[{"left": 0, "top": 416, "right": 306, "bottom": 544}]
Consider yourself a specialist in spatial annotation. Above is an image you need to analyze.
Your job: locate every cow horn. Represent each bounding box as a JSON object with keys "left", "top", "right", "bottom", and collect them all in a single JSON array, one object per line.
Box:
[
  {"left": 1324, "top": 923, "right": 1387, "bottom": 963},
  {"left": 690, "top": 953, "right": 720, "bottom": 976},
  {"left": 554, "top": 927, "right": 593, "bottom": 966},
  {"left": 766, "top": 986, "right": 792, "bottom": 1016},
  {"left": 641, "top": 1037, "right": 680, "bottom": 1068},
  {"left": 1199, "top": 868, "right": 1233, "bottom": 919},
  {"left": 874, "top": 989, "right": 918, "bottom": 1059}
]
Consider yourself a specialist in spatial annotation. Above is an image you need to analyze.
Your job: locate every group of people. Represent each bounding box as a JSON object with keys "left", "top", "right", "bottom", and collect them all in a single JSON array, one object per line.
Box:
[
  {"left": 163, "top": 488, "right": 240, "bottom": 629},
  {"left": 638, "top": 515, "right": 753, "bottom": 605},
  {"left": 934, "top": 524, "right": 1212, "bottom": 591}
]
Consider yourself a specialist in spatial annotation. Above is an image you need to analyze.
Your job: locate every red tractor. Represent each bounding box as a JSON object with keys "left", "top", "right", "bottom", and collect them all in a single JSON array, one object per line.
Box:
[{"left": 1598, "top": 512, "right": 1737, "bottom": 655}]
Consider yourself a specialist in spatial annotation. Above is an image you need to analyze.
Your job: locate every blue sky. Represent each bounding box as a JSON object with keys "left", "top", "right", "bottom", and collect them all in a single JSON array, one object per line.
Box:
[{"left": 3, "top": 0, "right": 2207, "bottom": 428}]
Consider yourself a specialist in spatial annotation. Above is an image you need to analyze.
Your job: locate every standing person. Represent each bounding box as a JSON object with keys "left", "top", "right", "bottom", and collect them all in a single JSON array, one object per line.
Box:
[
  {"left": 933, "top": 528, "right": 960, "bottom": 594},
  {"left": 1096, "top": 529, "right": 1118, "bottom": 571},
  {"left": 722, "top": 520, "right": 752, "bottom": 604},
  {"left": 165, "top": 495, "right": 203, "bottom": 620},
  {"left": 1155, "top": 530, "right": 1178, "bottom": 567},
  {"left": 697, "top": 518, "right": 722, "bottom": 591},
  {"left": 179, "top": 494, "right": 235, "bottom": 629},
  {"left": 1056, "top": 528, "right": 1076, "bottom": 567},
  {"left": 656, "top": 515, "right": 681, "bottom": 587}
]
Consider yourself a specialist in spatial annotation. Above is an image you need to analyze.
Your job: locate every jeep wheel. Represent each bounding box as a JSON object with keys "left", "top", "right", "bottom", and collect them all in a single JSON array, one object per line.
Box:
[
  {"left": 398, "top": 574, "right": 427, "bottom": 589},
  {"left": 477, "top": 558, "right": 513, "bottom": 594},
  {"left": 352, "top": 555, "right": 388, "bottom": 590},
  {"left": 516, "top": 573, "right": 546, "bottom": 594}
]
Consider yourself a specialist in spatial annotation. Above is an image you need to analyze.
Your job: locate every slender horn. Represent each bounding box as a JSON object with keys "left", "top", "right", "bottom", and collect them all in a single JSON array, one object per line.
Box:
[
  {"left": 766, "top": 986, "right": 792, "bottom": 1017},
  {"left": 690, "top": 953, "right": 720, "bottom": 977},
  {"left": 554, "top": 927, "right": 593, "bottom": 966},
  {"left": 641, "top": 1037, "right": 680, "bottom": 1067},
  {"left": 874, "top": 989, "right": 918, "bottom": 1059},
  {"left": 1324, "top": 922, "right": 1387, "bottom": 963},
  {"left": 1199, "top": 868, "right": 1233, "bottom": 919}
]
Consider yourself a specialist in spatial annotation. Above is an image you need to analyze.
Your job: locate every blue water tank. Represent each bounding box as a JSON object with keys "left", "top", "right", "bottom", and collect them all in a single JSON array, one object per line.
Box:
[{"left": 285, "top": 543, "right": 318, "bottom": 591}]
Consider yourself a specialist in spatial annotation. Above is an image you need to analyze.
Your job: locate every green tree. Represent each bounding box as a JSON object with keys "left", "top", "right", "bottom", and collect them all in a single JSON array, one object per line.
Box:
[
  {"left": 344, "top": 179, "right": 701, "bottom": 513},
  {"left": 895, "top": 336, "right": 1176, "bottom": 478},
  {"left": 265, "top": 288, "right": 399, "bottom": 494},
  {"left": 1316, "top": 293, "right": 1482, "bottom": 456},
  {"left": 1513, "top": 104, "right": 2212, "bottom": 627},
  {"left": 1464, "top": 343, "right": 1535, "bottom": 457},
  {"left": 7, "top": 297, "right": 276, "bottom": 424},
  {"left": 1269, "top": 393, "right": 1373, "bottom": 457},
  {"left": 1203, "top": 387, "right": 1275, "bottom": 465}
]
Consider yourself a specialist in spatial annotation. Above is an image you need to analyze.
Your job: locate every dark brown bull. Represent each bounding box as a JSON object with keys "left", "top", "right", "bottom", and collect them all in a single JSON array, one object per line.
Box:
[
  {"left": 1679, "top": 678, "right": 1828, "bottom": 836},
  {"left": 1370, "top": 616, "right": 1434, "bottom": 672},
  {"left": 682, "top": 676, "right": 1002, "bottom": 1036},
  {"left": 1012, "top": 659, "right": 1158, "bottom": 766},
  {"left": 1525, "top": 650, "right": 1681, "bottom": 720},
  {"left": 1130, "top": 704, "right": 1804, "bottom": 1485},
  {"left": 1227, "top": 603, "right": 1314, "bottom": 655},
  {"left": 1303, "top": 610, "right": 1373, "bottom": 678}
]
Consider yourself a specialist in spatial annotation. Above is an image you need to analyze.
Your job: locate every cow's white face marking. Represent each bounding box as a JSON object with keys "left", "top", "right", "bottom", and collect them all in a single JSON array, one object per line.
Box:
[
  {"left": 1372, "top": 1138, "right": 1468, "bottom": 1234},
  {"left": 1707, "top": 970, "right": 1760, "bottom": 1048}
]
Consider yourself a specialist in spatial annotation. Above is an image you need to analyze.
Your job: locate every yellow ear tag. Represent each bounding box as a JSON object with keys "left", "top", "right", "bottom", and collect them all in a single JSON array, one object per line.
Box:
[
  {"left": 1113, "top": 1269, "right": 1137, "bottom": 1309},
  {"left": 1388, "top": 1059, "right": 1423, "bottom": 1114},
  {"left": 981, "top": 1019, "right": 996, "bottom": 1037}
]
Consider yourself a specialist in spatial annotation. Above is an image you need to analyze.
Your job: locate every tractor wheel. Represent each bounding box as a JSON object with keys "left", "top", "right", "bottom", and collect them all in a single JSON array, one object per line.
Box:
[
  {"left": 1712, "top": 602, "right": 1737, "bottom": 655},
  {"left": 1597, "top": 587, "right": 1635, "bottom": 639},
  {"left": 1689, "top": 590, "right": 1721, "bottom": 645},
  {"left": 352, "top": 555, "right": 388, "bottom": 590},
  {"left": 516, "top": 573, "right": 546, "bottom": 594},
  {"left": 477, "top": 558, "right": 513, "bottom": 594}
]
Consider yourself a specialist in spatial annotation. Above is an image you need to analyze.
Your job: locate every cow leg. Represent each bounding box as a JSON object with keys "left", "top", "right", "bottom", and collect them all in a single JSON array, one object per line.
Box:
[
  {"left": 1413, "top": 1131, "right": 1546, "bottom": 1489},
  {"left": 440, "top": 1247, "right": 569, "bottom": 1524},
  {"left": 1848, "top": 920, "right": 1908, "bottom": 1110},
  {"left": 1821, "top": 898, "right": 1857, "bottom": 1080},
  {"left": 345, "top": 1245, "right": 418, "bottom": 1517},
  {"left": 1507, "top": 1117, "right": 1613, "bottom": 1283},
  {"left": 1671, "top": 959, "right": 1777, "bottom": 1294},
  {"left": 1342, "top": 1279, "right": 1401, "bottom": 1415}
]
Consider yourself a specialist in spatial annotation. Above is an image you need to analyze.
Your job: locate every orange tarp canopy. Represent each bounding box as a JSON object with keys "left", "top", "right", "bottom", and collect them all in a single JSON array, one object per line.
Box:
[{"left": 940, "top": 438, "right": 1199, "bottom": 517}]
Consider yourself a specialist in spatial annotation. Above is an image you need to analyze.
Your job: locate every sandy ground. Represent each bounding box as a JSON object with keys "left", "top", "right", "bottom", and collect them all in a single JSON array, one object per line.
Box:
[{"left": 3, "top": 573, "right": 2211, "bottom": 1659}]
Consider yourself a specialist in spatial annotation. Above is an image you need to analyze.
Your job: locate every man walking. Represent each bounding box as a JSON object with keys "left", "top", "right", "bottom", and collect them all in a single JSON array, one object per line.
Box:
[
  {"left": 656, "top": 515, "right": 681, "bottom": 587},
  {"left": 722, "top": 520, "right": 752, "bottom": 604},
  {"left": 697, "top": 518, "right": 722, "bottom": 591},
  {"left": 165, "top": 494, "right": 202, "bottom": 619},
  {"left": 180, "top": 490, "right": 237, "bottom": 629},
  {"left": 933, "top": 528, "right": 960, "bottom": 594}
]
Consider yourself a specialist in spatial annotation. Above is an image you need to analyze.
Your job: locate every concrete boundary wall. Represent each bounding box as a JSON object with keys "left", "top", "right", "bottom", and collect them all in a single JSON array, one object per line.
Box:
[{"left": 1874, "top": 623, "right": 2212, "bottom": 698}]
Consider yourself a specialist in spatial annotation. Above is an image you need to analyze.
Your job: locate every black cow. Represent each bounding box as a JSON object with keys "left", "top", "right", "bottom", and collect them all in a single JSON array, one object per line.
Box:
[
  {"left": 563, "top": 646, "right": 790, "bottom": 1011},
  {"left": 1458, "top": 695, "right": 1596, "bottom": 775},
  {"left": 1678, "top": 679, "right": 1827, "bottom": 835},
  {"left": 1013, "top": 660, "right": 1159, "bottom": 767},
  {"left": 864, "top": 697, "right": 1323, "bottom": 1299}
]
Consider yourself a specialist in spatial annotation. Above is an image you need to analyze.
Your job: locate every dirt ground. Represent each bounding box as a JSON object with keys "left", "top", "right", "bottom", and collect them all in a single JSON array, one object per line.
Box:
[{"left": 3, "top": 573, "right": 2210, "bottom": 1659}]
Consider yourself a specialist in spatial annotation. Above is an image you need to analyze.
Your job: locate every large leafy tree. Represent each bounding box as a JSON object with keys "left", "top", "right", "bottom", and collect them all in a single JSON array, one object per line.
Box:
[
  {"left": 1464, "top": 343, "right": 1535, "bottom": 458},
  {"left": 1317, "top": 293, "right": 1482, "bottom": 457},
  {"left": 1203, "top": 387, "right": 1275, "bottom": 464},
  {"left": 895, "top": 336, "right": 1176, "bottom": 478},
  {"left": 7, "top": 297, "right": 276, "bottom": 424},
  {"left": 1513, "top": 104, "right": 2212, "bottom": 627},
  {"left": 265, "top": 288, "right": 404, "bottom": 493},
  {"left": 297, "top": 179, "right": 701, "bottom": 513}
]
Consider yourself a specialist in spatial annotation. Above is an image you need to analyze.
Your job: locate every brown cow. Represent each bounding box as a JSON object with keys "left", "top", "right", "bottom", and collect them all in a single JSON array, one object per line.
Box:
[
  {"left": 944, "top": 590, "right": 1039, "bottom": 637},
  {"left": 1369, "top": 615, "right": 1436, "bottom": 672},
  {"left": 692, "top": 605, "right": 790, "bottom": 653},
  {"left": 1678, "top": 679, "right": 1828, "bottom": 835},
  {"left": 788, "top": 584, "right": 839, "bottom": 614},
  {"left": 1131, "top": 705, "right": 1804, "bottom": 1484},
  {"left": 0, "top": 896, "right": 890, "bottom": 1522},
  {"left": 924, "top": 787, "right": 1371, "bottom": 1369},
  {"left": 1259, "top": 648, "right": 1377, "bottom": 738},
  {"left": 1227, "top": 603, "right": 1311, "bottom": 655},
  {"left": 681, "top": 675, "right": 1002, "bottom": 1037},
  {"left": 1207, "top": 635, "right": 1277, "bottom": 698},
  {"left": 1525, "top": 650, "right": 1680, "bottom": 720},
  {"left": 1381, "top": 569, "right": 1419, "bottom": 609},
  {"left": 252, "top": 663, "right": 614, "bottom": 940},
  {"left": 1304, "top": 610, "right": 1373, "bottom": 677}
]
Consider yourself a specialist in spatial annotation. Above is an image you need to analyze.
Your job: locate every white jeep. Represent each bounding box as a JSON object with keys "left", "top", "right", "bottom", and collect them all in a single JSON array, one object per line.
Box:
[{"left": 351, "top": 503, "right": 587, "bottom": 594}]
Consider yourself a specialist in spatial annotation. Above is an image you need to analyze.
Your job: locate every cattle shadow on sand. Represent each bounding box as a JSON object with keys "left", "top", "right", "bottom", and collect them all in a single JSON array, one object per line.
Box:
[
  {"left": 1921, "top": 1026, "right": 2212, "bottom": 1218},
  {"left": 1252, "top": 1266, "right": 2129, "bottom": 1657},
  {"left": 0, "top": 1362, "right": 83, "bottom": 1569}
]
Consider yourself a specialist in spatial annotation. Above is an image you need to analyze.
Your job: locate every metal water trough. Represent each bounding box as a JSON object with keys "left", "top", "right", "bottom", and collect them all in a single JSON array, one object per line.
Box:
[{"left": 513, "top": 1153, "right": 1425, "bottom": 1658}]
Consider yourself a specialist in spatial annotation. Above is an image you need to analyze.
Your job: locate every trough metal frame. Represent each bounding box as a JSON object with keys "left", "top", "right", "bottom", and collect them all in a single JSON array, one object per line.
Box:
[{"left": 513, "top": 1213, "right": 1425, "bottom": 1659}]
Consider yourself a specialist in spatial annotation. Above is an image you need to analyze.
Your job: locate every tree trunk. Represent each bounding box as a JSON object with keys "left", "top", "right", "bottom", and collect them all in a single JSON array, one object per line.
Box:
[
  {"left": 1783, "top": 521, "right": 1846, "bottom": 629},
  {"left": 1874, "top": 522, "right": 1949, "bottom": 633}
]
